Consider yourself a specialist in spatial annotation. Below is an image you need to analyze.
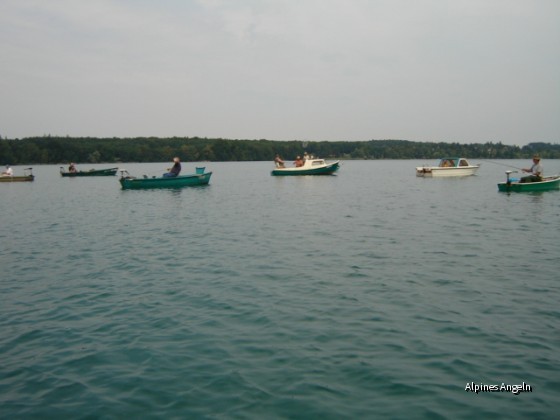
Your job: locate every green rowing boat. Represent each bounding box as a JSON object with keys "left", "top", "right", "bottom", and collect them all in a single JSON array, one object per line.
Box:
[
  {"left": 60, "top": 167, "right": 118, "bottom": 177},
  {"left": 497, "top": 171, "right": 560, "bottom": 192},
  {"left": 119, "top": 168, "right": 212, "bottom": 190}
]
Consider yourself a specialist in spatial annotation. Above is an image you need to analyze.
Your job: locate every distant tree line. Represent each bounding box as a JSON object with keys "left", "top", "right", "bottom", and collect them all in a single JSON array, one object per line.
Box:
[{"left": 0, "top": 136, "right": 559, "bottom": 164}]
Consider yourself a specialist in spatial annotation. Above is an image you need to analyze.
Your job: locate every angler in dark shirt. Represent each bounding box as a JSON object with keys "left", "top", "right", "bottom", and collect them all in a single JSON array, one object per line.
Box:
[{"left": 164, "top": 157, "right": 181, "bottom": 177}]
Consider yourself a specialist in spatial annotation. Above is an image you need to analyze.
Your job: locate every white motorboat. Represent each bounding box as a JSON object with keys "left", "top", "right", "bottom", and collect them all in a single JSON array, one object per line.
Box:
[{"left": 416, "top": 158, "right": 480, "bottom": 177}]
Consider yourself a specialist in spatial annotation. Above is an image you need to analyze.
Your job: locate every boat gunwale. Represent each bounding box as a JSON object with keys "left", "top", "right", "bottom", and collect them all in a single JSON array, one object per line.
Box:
[{"left": 0, "top": 175, "right": 35, "bottom": 182}]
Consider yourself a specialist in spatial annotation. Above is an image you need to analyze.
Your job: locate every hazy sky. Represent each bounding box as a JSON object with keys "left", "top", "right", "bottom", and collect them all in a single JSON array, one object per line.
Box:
[{"left": 1, "top": 0, "right": 559, "bottom": 145}]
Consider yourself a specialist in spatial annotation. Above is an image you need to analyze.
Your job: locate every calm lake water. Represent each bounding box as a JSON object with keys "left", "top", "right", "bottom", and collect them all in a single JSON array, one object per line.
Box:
[{"left": 1, "top": 159, "right": 559, "bottom": 419}]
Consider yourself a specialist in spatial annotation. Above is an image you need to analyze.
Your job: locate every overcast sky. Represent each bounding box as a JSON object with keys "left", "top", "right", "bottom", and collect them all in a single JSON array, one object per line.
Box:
[{"left": 1, "top": 0, "right": 559, "bottom": 145}]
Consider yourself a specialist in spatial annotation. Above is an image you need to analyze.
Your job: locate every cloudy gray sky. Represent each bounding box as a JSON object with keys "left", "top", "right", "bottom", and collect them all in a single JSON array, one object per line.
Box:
[{"left": 1, "top": 0, "right": 559, "bottom": 145}]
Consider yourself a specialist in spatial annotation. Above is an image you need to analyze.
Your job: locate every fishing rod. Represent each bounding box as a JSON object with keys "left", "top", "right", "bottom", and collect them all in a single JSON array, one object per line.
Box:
[
  {"left": 119, "top": 163, "right": 173, "bottom": 178},
  {"left": 478, "top": 159, "right": 524, "bottom": 171},
  {"left": 479, "top": 159, "right": 557, "bottom": 176}
]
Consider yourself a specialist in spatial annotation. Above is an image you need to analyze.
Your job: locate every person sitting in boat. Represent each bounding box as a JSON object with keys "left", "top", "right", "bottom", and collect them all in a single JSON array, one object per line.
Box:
[
  {"left": 68, "top": 162, "right": 77, "bottom": 173},
  {"left": 520, "top": 154, "right": 543, "bottom": 183},
  {"left": 274, "top": 154, "right": 285, "bottom": 168},
  {"left": 294, "top": 156, "right": 305, "bottom": 167},
  {"left": 440, "top": 159, "right": 454, "bottom": 167},
  {"left": 164, "top": 157, "right": 181, "bottom": 177},
  {"left": 2, "top": 164, "right": 13, "bottom": 176}
]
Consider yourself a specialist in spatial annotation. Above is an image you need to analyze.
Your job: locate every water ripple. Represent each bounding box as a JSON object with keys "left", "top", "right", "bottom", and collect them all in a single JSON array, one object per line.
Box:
[{"left": 1, "top": 161, "right": 559, "bottom": 418}]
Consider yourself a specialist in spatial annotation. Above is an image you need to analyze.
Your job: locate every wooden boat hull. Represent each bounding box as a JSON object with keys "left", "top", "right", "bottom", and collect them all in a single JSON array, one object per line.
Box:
[
  {"left": 271, "top": 161, "right": 339, "bottom": 176},
  {"left": 0, "top": 175, "right": 34, "bottom": 182},
  {"left": 497, "top": 176, "right": 560, "bottom": 192},
  {"left": 61, "top": 168, "right": 118, "bottom": 177},
  {"left": 120, "top": 172, "right": 212, "bottom": 190}
]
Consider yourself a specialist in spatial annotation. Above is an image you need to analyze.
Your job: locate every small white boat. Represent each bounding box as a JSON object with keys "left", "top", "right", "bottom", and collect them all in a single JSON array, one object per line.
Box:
[{"left": 416, "top": 158, "right": 480, "bottom": 177}]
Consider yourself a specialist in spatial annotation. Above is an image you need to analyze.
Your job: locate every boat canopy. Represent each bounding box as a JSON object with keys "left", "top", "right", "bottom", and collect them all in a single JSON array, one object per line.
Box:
[{"left": 438, "top": 158, "right": 471, "bottom": 168}]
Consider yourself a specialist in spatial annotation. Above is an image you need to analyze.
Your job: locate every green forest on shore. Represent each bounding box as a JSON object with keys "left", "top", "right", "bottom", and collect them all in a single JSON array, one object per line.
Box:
[{"left": 1, "top": 136, "right": 559, "bottom": 164}]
